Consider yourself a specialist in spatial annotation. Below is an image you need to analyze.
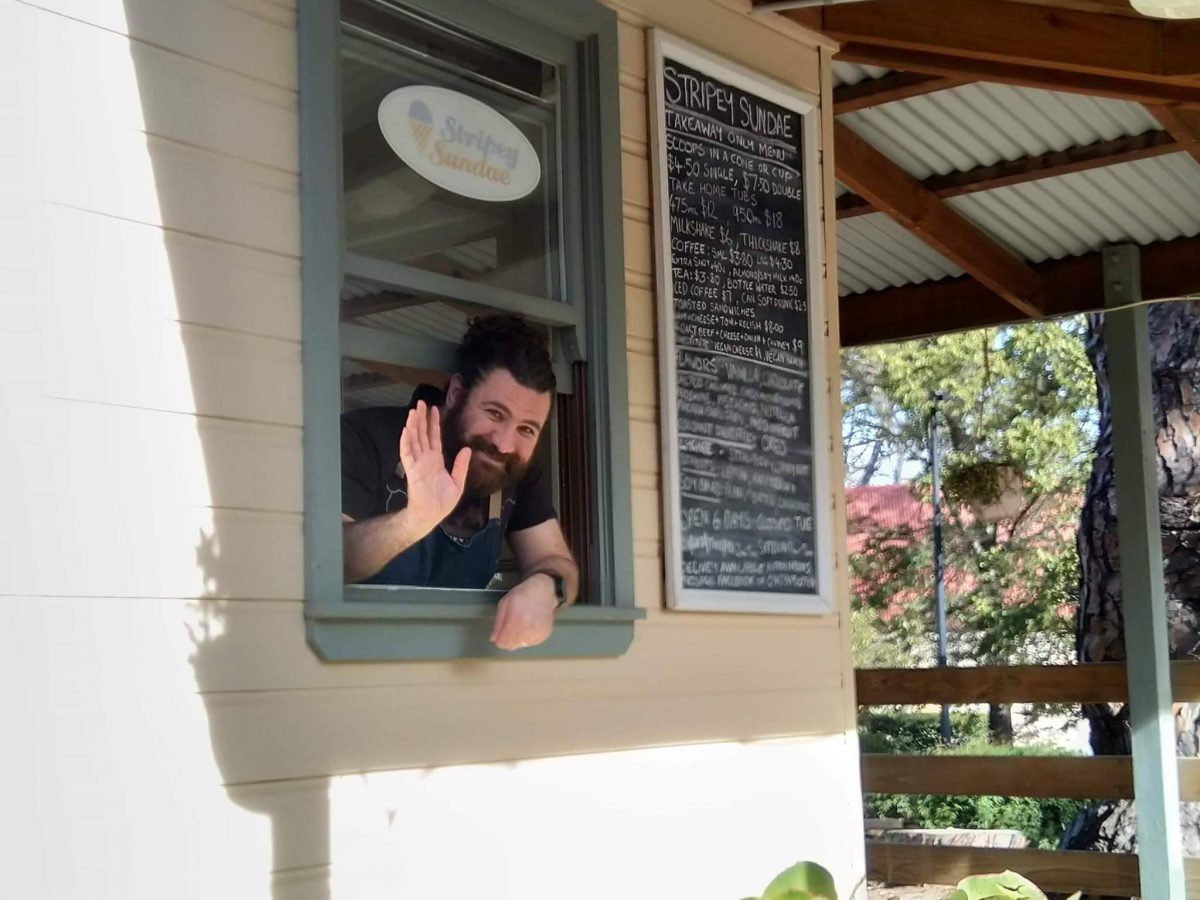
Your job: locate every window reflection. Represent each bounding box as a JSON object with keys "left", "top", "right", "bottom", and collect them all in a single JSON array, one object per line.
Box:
[{"left": 341, "top": 1, "right": 563, "bottom": 301}]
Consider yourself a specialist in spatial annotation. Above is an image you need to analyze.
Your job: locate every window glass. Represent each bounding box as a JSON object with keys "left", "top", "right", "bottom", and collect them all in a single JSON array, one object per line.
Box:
[{"left": 341, "top": 1, "right": 563, "bottom": 301}]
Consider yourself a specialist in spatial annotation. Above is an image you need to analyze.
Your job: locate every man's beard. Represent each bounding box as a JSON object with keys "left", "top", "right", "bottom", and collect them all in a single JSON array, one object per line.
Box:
[{"left": 441, "top": 405, "right": 532, "bottom": 498}]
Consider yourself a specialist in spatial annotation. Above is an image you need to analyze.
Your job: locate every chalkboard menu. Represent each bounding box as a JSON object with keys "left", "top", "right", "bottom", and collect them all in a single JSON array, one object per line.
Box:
[{"left": 649, "top": 31, "right": 832, "bottom": 614}]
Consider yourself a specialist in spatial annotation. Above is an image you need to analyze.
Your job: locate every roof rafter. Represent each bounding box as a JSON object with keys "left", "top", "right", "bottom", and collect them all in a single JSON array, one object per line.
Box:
[
  {"left": 839, "top": 234, "right": 1200, "bottom": 347},
  {"left": 787, "top": 0, "right": 1200, "bottom": 80},
  {"left": 833, "top": 72, "right": 966, "bottom": 114},
  {"left": 834, "top": 121, "right": 1044, "bottom": 318},
  {"left": 837, "top": 130, "right": 1182, "bottom": 220},
  {"left": 1150, "top": 106, "right": 1200, "bottom": 167},
  {"left": 834, "top": 43, "right": 1200, "bottom": 109},
  {"left": 1001, "top": 0, "right": 1145, "bottom": 16}
]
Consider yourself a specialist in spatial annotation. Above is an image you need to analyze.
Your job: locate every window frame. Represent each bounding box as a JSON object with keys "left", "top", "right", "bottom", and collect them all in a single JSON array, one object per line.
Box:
[{"left": 299, "top": 0, "right": 643, "bottom": 661}]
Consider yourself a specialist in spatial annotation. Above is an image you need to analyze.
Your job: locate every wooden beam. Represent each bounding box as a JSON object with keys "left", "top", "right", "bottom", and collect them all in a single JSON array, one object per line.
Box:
[
  {"left": 834, "top": 121, "right": 1044, "bottom": 317},
  {"left": 1151, "top": 105, "right": 1200, "bottom": 167},
  {"left": 863, "top": 754, "right": 1133, "bottom": 800},
  {"left": 340, "top": 290, "right": 427, "bottom": 321},
  {"left": 855, "top": 659, "right": 1200, "bottom": 705},
  {"left": 838, "top": 233, "right": 1200, "bottom": 346},
  {"left": 838, "top": 130, "right": 1181, "bottom": 219},
  {"left": 1001, "top": 0, "right": 1146, "bottom": 16},
  {"left": 835, "top": 42, "right": 1200, "bottom": 108},
  {"left": 864, "top": 754, "right": 1200, "bottom": 802},
  {"left": 833, "top": 72, "right": 966, "bottom": 114},
  {"left": 865, "top": 842, "right": 1141, "bottom": 894},
  {"left": 800, "top": 0, "right": 1200, "bottom": 80}
]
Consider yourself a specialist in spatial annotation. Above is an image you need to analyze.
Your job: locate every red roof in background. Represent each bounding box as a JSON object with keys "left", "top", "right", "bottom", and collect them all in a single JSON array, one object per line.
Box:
[
  {"left": 846, "top": 483, "right": 1079, "bottom": 622},
  {"left": 845, "top": 484, "right": 929, "bottom": 553}
]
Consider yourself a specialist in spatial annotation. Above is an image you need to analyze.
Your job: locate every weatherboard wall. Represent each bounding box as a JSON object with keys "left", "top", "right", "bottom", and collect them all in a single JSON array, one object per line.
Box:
[{"left": 1, "top": 1, "right": 863, "bottom": 898}]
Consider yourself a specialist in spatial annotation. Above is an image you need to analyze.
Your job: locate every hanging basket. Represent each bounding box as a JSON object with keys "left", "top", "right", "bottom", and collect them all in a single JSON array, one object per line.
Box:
[{"left": 942, "top": 461, "right": 1025, "bottom": 523}]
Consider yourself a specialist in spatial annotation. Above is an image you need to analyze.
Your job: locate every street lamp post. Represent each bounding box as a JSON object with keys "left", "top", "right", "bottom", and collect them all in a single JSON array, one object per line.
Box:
[{"left": 929, "top": 391, "right": 952, "bottom": 744}]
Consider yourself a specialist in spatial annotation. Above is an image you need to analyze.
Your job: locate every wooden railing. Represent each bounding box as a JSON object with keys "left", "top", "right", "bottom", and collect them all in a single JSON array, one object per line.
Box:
[{"left": 858, "top": 661, "right": 1200, "bottom": 894}]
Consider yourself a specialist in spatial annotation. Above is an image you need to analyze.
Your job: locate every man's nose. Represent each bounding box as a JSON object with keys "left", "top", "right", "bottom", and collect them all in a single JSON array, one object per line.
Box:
[{"left": 490, "top": 423, "right": 519, "bottom": 455}]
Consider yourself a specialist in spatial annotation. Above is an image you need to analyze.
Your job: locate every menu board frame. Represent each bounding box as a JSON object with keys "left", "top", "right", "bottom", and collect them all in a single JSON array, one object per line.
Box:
[{"left": 648, "top": 30, "right": 834, "bottom": 615}]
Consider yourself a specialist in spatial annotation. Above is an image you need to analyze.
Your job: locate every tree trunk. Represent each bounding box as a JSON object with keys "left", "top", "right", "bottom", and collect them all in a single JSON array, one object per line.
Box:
[
  {"left": 1065, "top": 301, "right": 1200, "bottom": 857},
  {"left": 988, "top": 703, "right": 1014, "bottom": 744}
]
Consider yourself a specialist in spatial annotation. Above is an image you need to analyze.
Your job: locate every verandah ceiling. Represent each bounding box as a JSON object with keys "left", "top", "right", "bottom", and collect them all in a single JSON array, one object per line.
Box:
[{"left": 754, "top": 0, "right": 1200, "bottom": 345}]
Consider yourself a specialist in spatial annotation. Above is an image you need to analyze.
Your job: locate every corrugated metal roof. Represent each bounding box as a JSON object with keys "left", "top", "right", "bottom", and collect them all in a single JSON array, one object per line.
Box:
[
  {"left": 829, "top": 69, "right": 1200, "bottom": 298},
  {"left": 837, "top": 213, "right": 963, "bottom": 295},
  {"left": 341, "top": 359, "right": 416, "bottom": 411},
  {"left": 352, "top": 298, "right": 472, "bottom": 342},
  {"left": 839, "top": 83, "right": 1162, "bottom": 181},
  {"left": 947, "top": 153, "right": 1200, "bottom": 263},
  {"left": 835, "top": 153, "right": 1200, "bottom": 296},
  {"left": 831, "top": 61, "right": 891, "bottom": 88}
]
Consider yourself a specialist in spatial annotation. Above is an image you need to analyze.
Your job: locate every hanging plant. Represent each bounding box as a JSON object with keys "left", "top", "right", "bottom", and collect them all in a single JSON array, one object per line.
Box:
[{"left": 941, "top": 460, "right": 1026, "bottom": 523}]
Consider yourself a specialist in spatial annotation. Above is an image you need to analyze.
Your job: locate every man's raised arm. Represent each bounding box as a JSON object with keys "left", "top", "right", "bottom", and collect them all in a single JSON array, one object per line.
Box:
[{"left": 342, "top": 401, "right": 471, "bottom": 583}]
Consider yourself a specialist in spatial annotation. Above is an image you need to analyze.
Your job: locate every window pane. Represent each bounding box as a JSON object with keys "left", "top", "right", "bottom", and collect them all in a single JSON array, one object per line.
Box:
[{"left": 340, "top": 3, "right": 563, "bottom": 301}]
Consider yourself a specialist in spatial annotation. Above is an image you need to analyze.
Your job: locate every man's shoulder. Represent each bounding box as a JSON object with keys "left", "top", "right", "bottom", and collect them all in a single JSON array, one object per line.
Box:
[
  {"left": 341, "top": 405, "right": 409, "bottom": 431},
  {"left": 341, "top": 386, "right": 447, "bottom": 436}
]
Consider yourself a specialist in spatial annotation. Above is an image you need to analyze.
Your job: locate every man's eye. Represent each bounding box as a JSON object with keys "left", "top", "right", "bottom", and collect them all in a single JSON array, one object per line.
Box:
[
  {"left": 486, "top": 409, "right": 503, "bottom": 420},
  {"left": 520, "top": 426, "right": 537, "bottom": 438}
]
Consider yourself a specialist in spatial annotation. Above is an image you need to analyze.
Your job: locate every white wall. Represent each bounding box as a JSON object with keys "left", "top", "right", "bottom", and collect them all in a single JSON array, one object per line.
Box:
[{"left": 1, "top": 1, "right": 864, "bottom": 897}]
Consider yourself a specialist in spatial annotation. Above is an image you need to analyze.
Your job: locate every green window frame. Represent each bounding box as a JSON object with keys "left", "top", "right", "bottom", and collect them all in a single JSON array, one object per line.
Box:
[{"left": 299, "top": 0, "right": 644, "bottom": 660}]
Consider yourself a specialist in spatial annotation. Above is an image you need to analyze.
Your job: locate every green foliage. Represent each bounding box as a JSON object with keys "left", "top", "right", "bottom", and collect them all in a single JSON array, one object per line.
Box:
[
  {"left": 747, "top": 862, "right": 1079, "bottom": 900},
  {"left": 859, "top": 709, "right": 988, "bottom": 754},
  {"left": 742, "top": 861, "right": 838, "bottom": 900},
  {"left": 843, "top": 319, "right": 1096, "bottom": 670},
  {"left": 949, "top": 871, "right": 1050, "bottom": 900},
  {"left": 843, "top": 320, "right": 1097, "bottom": 491},
  {"left": 850, "top": 608, "right": 921, "bottom": 670},
  {"left": 865, "top": 788, "right": 1085, "bottom": 850},
  {"left": 859, "top": 711, "right": 1087, "bottom": 849}
]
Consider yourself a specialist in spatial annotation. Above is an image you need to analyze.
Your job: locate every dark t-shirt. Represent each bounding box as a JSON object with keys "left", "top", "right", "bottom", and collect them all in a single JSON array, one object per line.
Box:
[{"left": 340, "top": 388, "right": 556, "bottom": 537}]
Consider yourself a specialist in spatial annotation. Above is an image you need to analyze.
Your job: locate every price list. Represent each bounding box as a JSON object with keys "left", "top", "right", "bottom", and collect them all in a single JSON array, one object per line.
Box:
[{"left": 661, "top": 56, "right": 817, "bottom": 595}]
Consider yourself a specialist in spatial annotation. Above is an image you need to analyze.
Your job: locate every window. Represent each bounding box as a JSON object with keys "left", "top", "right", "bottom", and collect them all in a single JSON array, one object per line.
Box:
[{"left": 300, "top": 0, "right": 643, "bottom": 660}]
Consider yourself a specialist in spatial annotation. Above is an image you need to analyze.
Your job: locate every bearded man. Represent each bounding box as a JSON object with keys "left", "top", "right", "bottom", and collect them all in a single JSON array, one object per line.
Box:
[{"left": 340, "top": 315, "right": 578, "bottom": 651}]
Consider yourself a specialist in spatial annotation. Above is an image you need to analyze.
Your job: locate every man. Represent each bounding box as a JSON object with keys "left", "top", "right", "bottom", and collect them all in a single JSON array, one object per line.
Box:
[{"left": 340, "top": 315, "right": 578, "bottom": 651}]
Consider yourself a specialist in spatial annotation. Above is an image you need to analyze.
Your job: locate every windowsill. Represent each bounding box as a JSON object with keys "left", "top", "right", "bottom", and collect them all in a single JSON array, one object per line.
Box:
[{"left": 307, "top": 585, "right": 645, "bottom": 661}]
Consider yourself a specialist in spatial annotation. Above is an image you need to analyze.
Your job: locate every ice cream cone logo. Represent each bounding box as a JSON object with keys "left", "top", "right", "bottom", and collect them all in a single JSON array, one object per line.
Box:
[{"left": 408, "top": 100, "right": 433, "bottom": 152}]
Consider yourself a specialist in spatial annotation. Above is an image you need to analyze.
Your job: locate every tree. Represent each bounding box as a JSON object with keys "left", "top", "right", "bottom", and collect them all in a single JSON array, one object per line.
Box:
[
  {"left": 844, "top": 321, "right": 1097, "bottom": 736},
  {"left": 1063, "top": 301, "right": 1200, "bottom": 856}
]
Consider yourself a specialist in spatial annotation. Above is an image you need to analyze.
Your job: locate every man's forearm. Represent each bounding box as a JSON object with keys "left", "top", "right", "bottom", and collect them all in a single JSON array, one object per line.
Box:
[
  {"left": 342, "top": 509, "right": 439, "bottom": 583},
  {"left": 519, "top": 554, "right": 579, "bottom": 607}
]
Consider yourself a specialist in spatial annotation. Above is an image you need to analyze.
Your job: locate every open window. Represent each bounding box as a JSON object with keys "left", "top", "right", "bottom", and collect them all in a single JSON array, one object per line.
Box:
[{"left": 300, "top": 0, "right": 642, "bottom": 660}]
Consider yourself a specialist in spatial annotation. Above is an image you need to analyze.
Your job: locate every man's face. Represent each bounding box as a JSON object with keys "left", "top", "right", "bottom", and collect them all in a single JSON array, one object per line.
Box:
[{"left": 442, "top": 368, "right": 552, "bottom": 498}]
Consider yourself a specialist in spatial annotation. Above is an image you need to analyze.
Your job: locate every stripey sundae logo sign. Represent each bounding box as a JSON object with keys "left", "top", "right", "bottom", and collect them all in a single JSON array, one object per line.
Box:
[{"left": 378, "top": 85, "right": 541, "bottom": 202}]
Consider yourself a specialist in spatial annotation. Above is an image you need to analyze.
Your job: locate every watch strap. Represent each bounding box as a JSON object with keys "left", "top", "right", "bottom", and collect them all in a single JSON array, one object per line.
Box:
[{"left": 528, "top": 570, "right": 568, "bottom": 608}]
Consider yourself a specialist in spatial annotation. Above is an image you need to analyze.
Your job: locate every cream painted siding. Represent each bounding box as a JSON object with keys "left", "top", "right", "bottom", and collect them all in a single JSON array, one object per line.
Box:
[{"left": 3, "top": 1, "right": 863, "bottom": 898}]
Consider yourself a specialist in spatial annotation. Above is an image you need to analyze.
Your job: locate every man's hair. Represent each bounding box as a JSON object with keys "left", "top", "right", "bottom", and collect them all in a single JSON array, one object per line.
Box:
[{"left": 456, "top": 314, "right": 557, "bottom": 395}]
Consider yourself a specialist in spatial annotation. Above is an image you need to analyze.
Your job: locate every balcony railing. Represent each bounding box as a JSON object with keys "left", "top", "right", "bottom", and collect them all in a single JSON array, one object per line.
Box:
[{"left": 859, "top": 661, "right": 1200, "bottom": 894}]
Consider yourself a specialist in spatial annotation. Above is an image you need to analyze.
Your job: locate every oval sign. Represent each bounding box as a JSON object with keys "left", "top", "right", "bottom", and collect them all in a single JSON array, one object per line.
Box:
[{"left": 377, "top": 85, "right": 542, "bottom": 203}]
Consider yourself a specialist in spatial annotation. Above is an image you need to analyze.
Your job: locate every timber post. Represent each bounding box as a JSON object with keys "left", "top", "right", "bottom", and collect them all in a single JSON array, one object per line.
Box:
[{"left": 1104, "top": 243, "right": 1185, "bottom": 900}]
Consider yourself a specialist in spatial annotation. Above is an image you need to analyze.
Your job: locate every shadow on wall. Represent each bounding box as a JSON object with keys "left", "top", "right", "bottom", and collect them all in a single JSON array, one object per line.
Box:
[{"left": 121, "top": 1, "right": 331, "bottom": 896}]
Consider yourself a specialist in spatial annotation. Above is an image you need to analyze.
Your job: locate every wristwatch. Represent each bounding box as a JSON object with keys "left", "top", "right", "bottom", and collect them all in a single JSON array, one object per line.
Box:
[
  {"left": 549, "top": 574, "right": 567, "bottom": 609},
  {"left": 533, "top": 571, "right": 568, "bottom": 609}
]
